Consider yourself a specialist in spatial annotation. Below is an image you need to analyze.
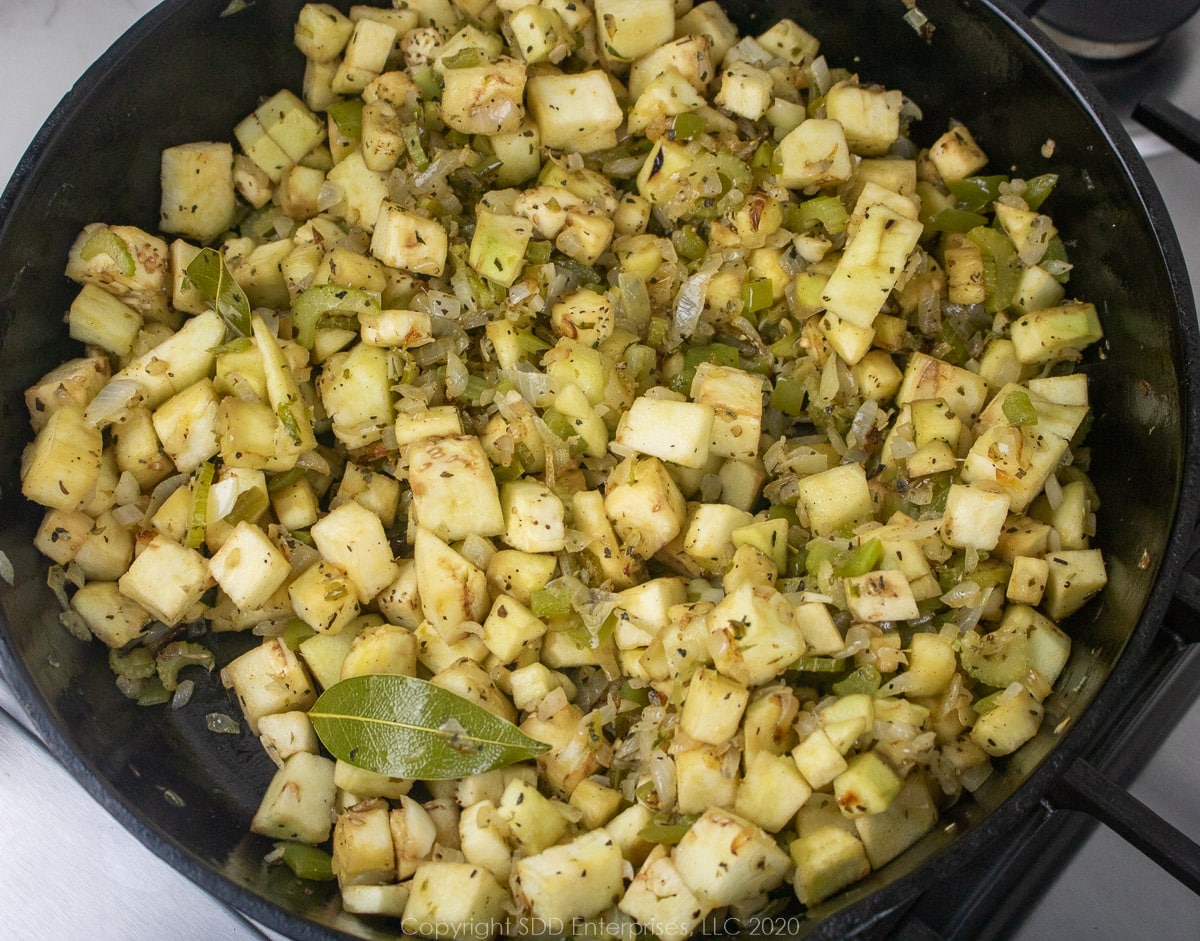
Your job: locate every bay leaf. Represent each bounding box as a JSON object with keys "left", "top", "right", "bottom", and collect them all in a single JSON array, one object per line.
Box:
[
  {"left": 185, "top": 247, "right": 252, "bottom": 337},
  {"left": 308, "top": 674, "right": 549, "bottom": 780}
]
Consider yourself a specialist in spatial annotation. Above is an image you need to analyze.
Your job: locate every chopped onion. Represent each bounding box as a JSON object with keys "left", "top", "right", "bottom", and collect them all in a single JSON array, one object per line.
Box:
[
  {"left": 917, "top": 282, "right": 942, "bottom": 336},
  {"left": 208, "top": 477, "right": 240, "bottom": 521},
  {"left": 961, "top": 762, "right": 994, "bottom": 793},
  {"left": 941, "top": 579, "right": 982, "bottom": 608},
  {"left": 445, "top": 352, "right": 469, "bottom": 399},
  {"left": 414, "top": 290, "right": 463, "bottom": 320},
  {"left": 602, "top": 155, "right": 646, "bottom": 179},
  {"left": 671, "top": 253, "right": 722, "bottom": 341},
  {"left": 84, "top": 379, "right": 141, "bottom": 426},
  {"left": 647, "top": 748, "right": 677, "bottom": 813},
  {"left": 111, "top": 502, "right": 145, "bottom": 528},
  {"left": 413, "top": 147, "right": 473, "bottom": 193},
  {"left": 206, "top": 713, "right": 242, "bottom": 735},
  {"left": 508, "top": 281, "right": 536, "bottom": 306},
  {"left": 1019, "top": 215, "right": 1055, "bottom": 266},
  {"left": 145, "top": 473, "right": 186, "bottom": 519},
  {"left": 171, "top": 679, "right": 195, "bottom": 710},
  {"left": 809, "top": 55, "right": 832, "bottom": 95},
  {"left": 59, "top": 609, "right": 92, "bottom": 642},
  {"left": 316, "top": 180, "right": 343, "bottom": 212},
  {"left": 295, "top": 449, "right": 331, "bottom": 475},
  {"left": 114, "top": 470, "right": 143, "bottom": 507},
  {"left": 505, "top": 364, "right": 554, "bottom": 406},
  {"left": 1044, "top": 472, "right": 1064, "bottom": 510},
  {"left": 618, "top": 271, "right": 651, "bottom": 331},
  {"left": 848, "top": 397, "right": 880, "bottom": 450}
]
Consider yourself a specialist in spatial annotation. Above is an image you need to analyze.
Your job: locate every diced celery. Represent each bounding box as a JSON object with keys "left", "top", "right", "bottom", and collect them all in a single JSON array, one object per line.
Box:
[
  {"left": 794, "top": 656, "right": 844, "bottom": 673},
  {"left": 186, "top": 462, "right": 216, "bottom": 550},
  {"left": 743, "top": 277, "right": 774, "bottom": 314},
  {"left": 639, "top": 816, "right": 698, "bottom": 845},
  {"left": 155, "top": 641, "right": 215, "bottom": 691},
  {"left": 1002, "top": 389, "right": 1038, "bottom": 426},
  {"left": 834, "top": 538, "right": 883, "bottom": 577},
  {"left": 292, "top": 284, "right": 380, "bottom": 348},
  {"left": 411, "top": 67, "right": 443, "bottom": 101},
  {"left": 442, "top": 47, "right": 484, "bottom": 69},
  {"left": 278, "top": 842, "right": 336, "bottom": 881},
  {"left": 530, "top": 586, "right": 574, "bottom": 618},
  {"left": 282, "top": 617, "right": 316, "bottom": 651},
  {"left": 81, "top": 228, "right": 136, "bottom": 276},
  {"left": 793, "top": 195, "right": 849, "bottom": 235},
  {"left": 526, "top": 239, "right": 552, "bottom": 265},
  {"left": 401, "top": 123, "right": 430, "bottom": 170},
  {"left": 832, "top": 664, "right": 882, "bottom": 697}
]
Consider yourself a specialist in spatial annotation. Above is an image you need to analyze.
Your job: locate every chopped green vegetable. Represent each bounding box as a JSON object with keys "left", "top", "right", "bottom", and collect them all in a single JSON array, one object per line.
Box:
[
  {"left": 327, "top": 99, "right": 363, "bottom": 139},
  {"left": 743, "top": 277, "right": 774, "bottom": 315},
  {"left": 947, "top": 175, "right": 1007, "bottom": 213},
  {"left": 968, "top": 224, "right": 1022, "bottom": 313},
  {"left": 1002, "top": 389, "right": 1039, "bottom": 426},
  {"left": 1023, "top": 173, "right": 1059, "bottom": 211},
  {"left": 793, "top": 195, "right": 849, "bottom": 235},
  {"left": 930, "top": 207, "right": 988, "bottom": 234},
  {"left": 834, "top": 538, "right": 883, "bottom": 577},
  {"left": 156, "top": 641, "right": 216, "bottom": 692},
  {"left": 770, "top": 378, "right": 807, "bottom": 416},
  {"left": 832, "top": 664, "right": 883, "bottom": 696},
  {"left": 185, "top": 462, "right": 215, "bottom": 550},
  {"left": 81, "top": 228, "right": 136, "bottom": 276},
  {"left": 291, "top": 284, "right": 380, "bottom": 348},
  {"left": 670, "top": 342, "right": 740, "bottom": 394},
  {"left": 277, "top": 842, "right": 336, "bottom": 881},
  {"left": 671, "top": 111, "right": 706, "bottom": 141}
]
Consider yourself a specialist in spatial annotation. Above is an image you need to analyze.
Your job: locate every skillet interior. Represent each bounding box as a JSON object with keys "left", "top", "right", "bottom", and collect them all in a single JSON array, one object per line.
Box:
[{"left": 0, "top": 1, "right": 1196, "bottom": 938}]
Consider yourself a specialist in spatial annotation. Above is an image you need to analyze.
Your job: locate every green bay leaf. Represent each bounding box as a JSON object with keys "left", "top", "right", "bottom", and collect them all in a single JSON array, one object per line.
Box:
[
  {"left": 308, "top": 674, "right": 549, "bottom": 780},
  {"left": 185, "top": 247, "right": 252, "bottom": 337}
]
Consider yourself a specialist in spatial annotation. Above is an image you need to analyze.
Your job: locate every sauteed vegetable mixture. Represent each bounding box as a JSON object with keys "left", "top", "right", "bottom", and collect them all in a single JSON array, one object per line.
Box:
[{"left": 20, "top": 0, "right": 1109, "bottom": 934}]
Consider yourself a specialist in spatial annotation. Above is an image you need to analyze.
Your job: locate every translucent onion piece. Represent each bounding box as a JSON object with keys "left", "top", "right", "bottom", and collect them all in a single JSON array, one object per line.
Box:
[
  {"left": 505, "top": 364, "right": 554, "bottom": 406},
  {"left": 445, "top": 352, "right": 469, "bottom": 399},
  {"left": 84, "top": 379, "right": 141, "bottom": 425},
  {"left": 316, "top": 180, "right": 344, "bottom": 212},
  {"left": 208, "top": 477, "right": 240, "bottom": 521},
  {"left": 672, "top": 254, "right": 722, "bottom": 340},
  {"left": 206, "top": 713, "right": 242, "bottom": 735},
  {"left": 59, "top": 609, "right": 92, "bottom": 642},
  {"left": 1044, "top": 472, "right": 1064, "bottom": 510},
  {"left": 648, "top": 748, "right": 677, "bottom": 813}
]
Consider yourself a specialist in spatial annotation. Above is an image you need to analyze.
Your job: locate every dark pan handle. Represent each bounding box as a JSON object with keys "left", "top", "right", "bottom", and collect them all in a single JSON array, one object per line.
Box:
[{"left": 1047, "top": 757, "right": 1200, "bottom": 893}]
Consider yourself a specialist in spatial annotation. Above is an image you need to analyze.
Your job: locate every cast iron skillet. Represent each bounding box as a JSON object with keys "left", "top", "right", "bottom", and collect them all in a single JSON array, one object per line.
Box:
[{"left": 1, "top": 0, "right": 1198, "bottom": 938}]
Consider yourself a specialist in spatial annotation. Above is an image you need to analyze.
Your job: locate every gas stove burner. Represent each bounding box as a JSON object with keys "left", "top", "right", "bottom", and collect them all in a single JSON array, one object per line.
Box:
[
  {"left": 1035, "top": 20, "right": 1163, "bottom": 61},
  {"left": 1030, "top": 2, "right": 1200, "bottom": 158},
  {"left": 1030, "top": 0, "right": 1200, "bottom": 59}
]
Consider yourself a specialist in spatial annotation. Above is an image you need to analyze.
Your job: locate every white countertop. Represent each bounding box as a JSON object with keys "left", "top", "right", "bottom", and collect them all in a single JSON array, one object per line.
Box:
[{"left": 2, "top": 2, "right": 1200, "bottom": 940}]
